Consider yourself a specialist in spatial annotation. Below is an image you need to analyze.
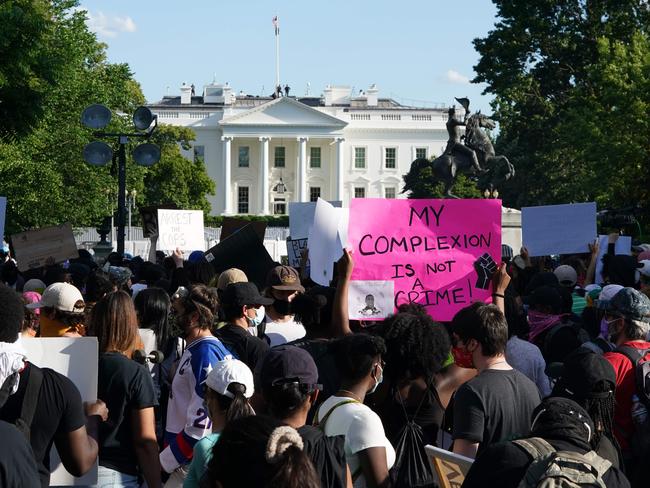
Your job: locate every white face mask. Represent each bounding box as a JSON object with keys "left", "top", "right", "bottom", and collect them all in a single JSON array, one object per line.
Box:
[
  {"left": 368, "top": 363, "right": 384, "bottom": 395},
  {"left": 247, "top": 306, "right": 265, "bottom": 327}
]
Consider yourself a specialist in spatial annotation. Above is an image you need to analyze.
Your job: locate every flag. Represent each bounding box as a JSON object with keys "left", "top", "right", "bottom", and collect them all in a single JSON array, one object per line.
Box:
[{"left": 272, "top": 16, "right": 279, "bottom": 36}]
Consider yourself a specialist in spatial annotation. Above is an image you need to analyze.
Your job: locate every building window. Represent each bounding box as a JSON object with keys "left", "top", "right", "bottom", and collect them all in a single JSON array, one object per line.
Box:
[
  {"left": 237, "top": 186, "right": 249, "bottom": 214},
  {"left": 415, "top": 147, "right": 428, "bottom": 160},
  {"left": 385, "top": 187, "right": 396, "bottom": 199},
  {"left": 309, "top": 187, "right": 321, "bottom": 202},
  {"left": 274, "top": 146, "right": 286, "bottom": 167},
  {"left": 354, "top": 187, "right": 366, "bottom": 199},
  {"left": 385, "top": 147, "right": 397, "bottom": 169},
  {"left": 354, "top": 147, "right": 366, "bottom": 169},
  {"left": 193, "top": 145, "right": 205, "bottom": 161},
  {"left": 273, "top": 198, "right": 286, "bottom": 215},
  {"left": 310, "top": 147, "right": 321, "bottom": 168},
  {"left": 238, "top": 146, "right": 250, "bottom": 167}
]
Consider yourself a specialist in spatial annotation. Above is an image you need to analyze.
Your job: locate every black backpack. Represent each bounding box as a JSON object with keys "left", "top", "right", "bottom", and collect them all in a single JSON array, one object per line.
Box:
[
  {"left": 0, "top": 365, "right": 43, "bottom": 440},
  {"left": 388, "top": 390, "right": 436, "bottom": 488}
]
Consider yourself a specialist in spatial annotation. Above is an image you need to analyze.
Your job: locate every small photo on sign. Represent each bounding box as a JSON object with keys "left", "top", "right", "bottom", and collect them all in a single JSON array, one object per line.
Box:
[{"left": 348, "top": 280, "right": 394, "bottom": 321}]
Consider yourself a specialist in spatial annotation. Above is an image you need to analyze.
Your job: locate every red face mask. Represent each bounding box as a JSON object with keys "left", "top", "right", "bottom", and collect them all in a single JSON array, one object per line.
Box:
[{"left": 452, "top": 345, "right": 475, "bottom": 369}]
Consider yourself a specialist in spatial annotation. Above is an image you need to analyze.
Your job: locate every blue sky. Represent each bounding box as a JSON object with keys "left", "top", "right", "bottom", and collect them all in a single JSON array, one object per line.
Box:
[{"left": 80, "top": 0, "right": 499, "bottom": 112}]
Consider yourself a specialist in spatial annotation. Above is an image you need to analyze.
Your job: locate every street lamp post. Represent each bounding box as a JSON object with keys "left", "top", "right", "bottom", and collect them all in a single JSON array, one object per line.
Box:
[
  {"left": 127, "top": 189, "right": 137, "bottom": 241},
  {"left": 81, "top": 105, "right": 160, "bottom": 255}
]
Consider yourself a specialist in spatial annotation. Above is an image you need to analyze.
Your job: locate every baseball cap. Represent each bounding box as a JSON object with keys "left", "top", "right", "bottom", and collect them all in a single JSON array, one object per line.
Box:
[
  {"left": 526, "top": 285, "right": 563, "bottom": 311},
  {"left": 609, "top": 287, "right": 650, "bottom": 322},
  {"left": 257, "top": 345, "right": 319, "bottom": 389},
  {"left": 23, "top": 278, "right": 46, "bottom": 294},
  {"left": 221, "top": 282, "right": 274, "bottom": 307},
  {"left": 554, "top": 265, "right": 578, "bottom": 287},
  {"left": 632, "top": 244, "right": 650, "bottom": 253},
  {"left": 638, "top": 260, "right": 650, "bottom": 278},
  {"left": 266, "top": 266, "right": 305, "bottom": 293},
  {"left": 637, "top": 251, "right": 650, "bottom": 262},
  {"left": 203, "top": 357, "right": 254, "bottom": 399},
  {"left": 597, "top": 284, "right": 624, "bottom": 310},
  {"left": 26, "top": 282, "right": 85, "bottom": 312},
  {"left": 217, "top": 268, "right": 248, "bottom": 291},
  {"left": 22, "top": 291, "right": 42, "bottom": 315},
  {"left": 552, "top": 348, "right": 616, "bottom": 400}
]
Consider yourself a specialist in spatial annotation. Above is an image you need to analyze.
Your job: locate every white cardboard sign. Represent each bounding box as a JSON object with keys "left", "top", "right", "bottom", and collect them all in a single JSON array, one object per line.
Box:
[
  {"left": 289, "top": 201, "right": 342, "bottom": 240},
  {"left": 0, "top": 196, "right": 6, "bottom": 240},
  {"left": 21, "top": 337, "right": 99, "bottom": 486},
  {"left": 308, "top": 199, "right": 346, "bottom": 286},
  {"left": 157, "top": 209, "right": 205, "bottom": 251}
]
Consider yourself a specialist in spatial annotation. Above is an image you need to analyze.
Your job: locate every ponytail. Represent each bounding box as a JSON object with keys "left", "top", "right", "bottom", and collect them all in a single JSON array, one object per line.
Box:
[
  {"left": 265, "top": 426, "right": 320, "bottom": 488},
  {"left": 224, "top": 382, "right": 255, "bottom": 423}
]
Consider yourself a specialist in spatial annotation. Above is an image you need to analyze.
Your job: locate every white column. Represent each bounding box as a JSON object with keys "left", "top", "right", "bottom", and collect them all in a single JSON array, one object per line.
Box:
[
  {"left": 221, "top": 136, "right": 233, "bottom": 214},
  {"left": 335, "top": 137, "right": 345, "bottom": 201},
  {"left": 297, "top": 137, "right": 308, "bottom": 202},
  {"left": 259, "top": 136, "right": 270, "bottom": 215}
]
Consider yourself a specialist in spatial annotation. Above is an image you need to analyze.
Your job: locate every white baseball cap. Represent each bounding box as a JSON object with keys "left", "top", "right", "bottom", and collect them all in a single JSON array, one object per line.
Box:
[
  {"left": 639, "top": 260, "right": 650, "bottom": 278},
  {"left": 203, "top": 357, "right": 254, "bottom": 399},
  {"left": 26, "top": 282, "right": 85, "bottom": 313}
]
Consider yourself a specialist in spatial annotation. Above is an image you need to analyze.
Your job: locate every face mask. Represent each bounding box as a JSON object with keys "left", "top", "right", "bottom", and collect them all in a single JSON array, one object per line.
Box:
[
  {"left": 368, "top": 363, "right": 384, "bottom": 395},
  {"left": 247, "top": 306, "right": 265, "bottom": 327},
  {"left": 452, "top": 346, "right": 475, "bottom": 369},
  {"left": 273, "top": 299, "right": 292, "bottom": 316},
  {"left": 605, "top": 317, "right": 622, "bottom": 343}
]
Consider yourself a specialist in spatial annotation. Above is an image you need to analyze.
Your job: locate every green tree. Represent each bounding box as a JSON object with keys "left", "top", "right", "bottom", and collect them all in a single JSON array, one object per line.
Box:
[
  {"left": 473, "top": 0, "right": 650, "bottom": 215},
  {"left": 0, "top": 0, "right": 215, "bottom": 234}
]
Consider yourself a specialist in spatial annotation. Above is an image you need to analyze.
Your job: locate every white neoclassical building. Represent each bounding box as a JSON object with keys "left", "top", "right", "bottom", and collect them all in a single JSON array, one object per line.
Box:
[{"left": 148, "top": 82, "right": 454, "bottom": 215}]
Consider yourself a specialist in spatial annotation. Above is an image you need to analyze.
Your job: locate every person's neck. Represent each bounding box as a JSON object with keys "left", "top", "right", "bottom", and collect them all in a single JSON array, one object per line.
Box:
[
  {"left": 230, "top": 317, "right": 249, "bottom": 330},
  {"left": 185, "top": 326, "right": 212, "bottom": 345},
  {"left": 266, "top": 307, "right": 292, "bottom": 322},
  {"left": 475, "top": 353, "right": 511, "bottom": 374},
  {"left": 337, "top": 382, "right": 367, "bottom": 403},
  {"left": 281, "top": 410, "right": 308, "bottom": 429},
  {"left": 616, "top": 334, "right": 645, "bottom": 347}
]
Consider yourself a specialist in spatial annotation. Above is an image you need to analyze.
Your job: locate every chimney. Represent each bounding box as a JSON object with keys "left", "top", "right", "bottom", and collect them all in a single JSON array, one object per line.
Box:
[
  {"left": 324, "top": 85, "right": 333, "bottom": 106},
  {"left": 366, "top": 84, "right": 378, "bottom": 107},
  {"left": 180, "top": 83, "right": 192, "bottom": 104}
]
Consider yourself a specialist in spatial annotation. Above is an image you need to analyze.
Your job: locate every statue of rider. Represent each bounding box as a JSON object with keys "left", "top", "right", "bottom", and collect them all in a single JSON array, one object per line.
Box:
[{"left": 443, "top": 106, "right": 485, "bottom": 173}]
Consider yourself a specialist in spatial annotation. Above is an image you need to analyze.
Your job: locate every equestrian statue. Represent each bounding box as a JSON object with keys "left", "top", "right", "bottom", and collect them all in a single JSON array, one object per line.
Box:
[{"left": 403, "top": 97, "right": 515, "bottom": 198}]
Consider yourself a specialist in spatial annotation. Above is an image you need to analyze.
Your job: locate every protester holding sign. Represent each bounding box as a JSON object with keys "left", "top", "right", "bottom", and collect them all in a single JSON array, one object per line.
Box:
[{"left": 0, "top": 283, "right": 104, "bottom": 487}]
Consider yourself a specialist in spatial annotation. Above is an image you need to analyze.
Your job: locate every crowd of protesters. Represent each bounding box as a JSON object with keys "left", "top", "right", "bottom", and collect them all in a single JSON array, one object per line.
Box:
[{"left": 0, "top": 231, "right": 649, "bottom": 487}]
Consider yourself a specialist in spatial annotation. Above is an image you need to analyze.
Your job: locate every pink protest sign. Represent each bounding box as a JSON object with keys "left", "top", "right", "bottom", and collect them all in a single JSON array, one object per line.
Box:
[{"left": 348, "top": 198, "right": 502, "bottom": 321}]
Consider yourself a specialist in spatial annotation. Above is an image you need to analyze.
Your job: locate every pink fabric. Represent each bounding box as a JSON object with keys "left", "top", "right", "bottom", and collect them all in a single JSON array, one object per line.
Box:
[
  {"left": 22, "top": 291, "right": 41, "bottom": 315},
  {"left": 527, "top": 310, "right": 564, "bottom": 343}
]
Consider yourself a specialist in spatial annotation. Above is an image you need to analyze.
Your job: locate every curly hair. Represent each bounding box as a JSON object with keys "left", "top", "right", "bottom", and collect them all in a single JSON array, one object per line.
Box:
[
  {"left": 330, "top": 333, "right": 386, "bottom": 382},
  {"left": 0, "top": 284, "right": 24, "bottom": 342},
  {"left": 381, "top": 311, "right": 451, "bottom": 384}
]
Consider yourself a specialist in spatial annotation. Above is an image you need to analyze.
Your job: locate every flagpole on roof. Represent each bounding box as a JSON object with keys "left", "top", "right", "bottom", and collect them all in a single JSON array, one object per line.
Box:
[{"left": 273, "top": 15, "right": 280, "bottom": 89}]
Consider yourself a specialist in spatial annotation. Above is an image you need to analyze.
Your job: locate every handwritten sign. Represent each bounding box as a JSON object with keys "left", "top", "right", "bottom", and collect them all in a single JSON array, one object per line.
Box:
[
  {"left": 157, "top": 209, "right": 205, "bottom": 251},
  {"left": 522, "top": 202, "right": 597, "bottom": 256},
  {"left": 11, "top": 223, "right": 78, "bottom": 272},
  {"left": 23, "top": 337, "right": 99, "bottom": 486},
  {"left": 348, "top": 199, "right": 501, "bottom": 321}
]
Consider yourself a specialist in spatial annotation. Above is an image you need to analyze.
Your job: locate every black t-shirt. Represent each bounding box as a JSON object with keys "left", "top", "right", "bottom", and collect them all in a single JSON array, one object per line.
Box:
[
  {"left": 0, "top": 363, "right": 86, "bottom": 488},
  {"left": 215, "top": 324, "right": 270, "bottom": 371},
  {"left": 98, "top": 352, "right": 157, "bottom": 475},
  {"left": 0, "top": 420, "right": 41, "bottom": 487},
  {"left": 452, "top": 368, "right": 540, "bottom": 456},
  {"left": 462, "top": 438, "right": 630, "bottom": 488},
  {"left": 298, "top": 425, "right": 347, "bottom": 488}
]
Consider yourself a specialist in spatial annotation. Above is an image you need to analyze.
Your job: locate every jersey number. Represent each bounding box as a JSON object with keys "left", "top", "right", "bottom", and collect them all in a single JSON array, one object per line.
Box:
[{"left": 193, "top": 408, "right": 212, "bottom": 430}]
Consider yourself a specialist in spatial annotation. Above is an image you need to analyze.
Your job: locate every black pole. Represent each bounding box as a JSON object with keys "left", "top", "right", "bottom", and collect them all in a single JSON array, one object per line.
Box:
[{"left": 117, "top": 136, "right": 128, "bottom": 255}]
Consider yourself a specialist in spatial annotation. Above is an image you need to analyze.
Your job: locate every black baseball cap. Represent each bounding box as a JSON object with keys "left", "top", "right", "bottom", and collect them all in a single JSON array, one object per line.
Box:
[
  {"left": 257, "top": 345, "right": 319, "bottom": 389},
  {"left": 221, "top": 282, "right": 274, "bottom": 308},
  {"left": 551, "top": 348, "right": 616, "bottom": 400},
  {"left": 525, "top": 285, "right": 563, "bottom": 311}
]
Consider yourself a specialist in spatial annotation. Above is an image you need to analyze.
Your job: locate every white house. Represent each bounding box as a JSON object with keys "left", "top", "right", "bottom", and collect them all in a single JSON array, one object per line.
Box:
[{"left": 148, "top": 82, "right": 454, "bottom": 216}]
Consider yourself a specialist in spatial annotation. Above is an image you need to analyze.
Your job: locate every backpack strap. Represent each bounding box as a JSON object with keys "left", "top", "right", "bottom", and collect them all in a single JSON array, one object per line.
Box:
[
  {"left": 0, "top": 372, "right": 19, "bottom": 409},
  {"left": 313, "top": 399, "right": 359, "bottom": 430},
  {"left": 513, "top": 437, "right": 557, "bottom": 460},
  {"left": 15, "top": 365, "right": 43, "bottom": 441}
]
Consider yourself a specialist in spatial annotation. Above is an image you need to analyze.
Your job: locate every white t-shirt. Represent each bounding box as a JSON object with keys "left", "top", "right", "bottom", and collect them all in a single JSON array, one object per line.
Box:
[
  {"left": 316, "top": 395, "right": 396, "bottom": 488},
  {"left": 263, "top": 314, "right": 306, "bottom": 346},
  {"left": 138, "top": 328, "right": 157, "bottom": 372}
]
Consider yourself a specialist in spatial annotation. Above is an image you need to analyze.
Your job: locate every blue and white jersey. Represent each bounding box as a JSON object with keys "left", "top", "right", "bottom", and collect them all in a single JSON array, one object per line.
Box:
[{"left": 160, "top": 336, "right": 232, "bottom": 473}]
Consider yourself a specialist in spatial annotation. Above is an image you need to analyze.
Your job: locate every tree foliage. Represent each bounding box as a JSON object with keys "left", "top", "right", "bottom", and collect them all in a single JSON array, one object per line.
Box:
[
  {"left": 401, "top": 155, "right": 483, "bottom": 199},
  {"left": 473, "top": 0, "right": 650, "bottom": 216},
  {"left": 0, "top": 0, "right": 215, "bottom": 235}
]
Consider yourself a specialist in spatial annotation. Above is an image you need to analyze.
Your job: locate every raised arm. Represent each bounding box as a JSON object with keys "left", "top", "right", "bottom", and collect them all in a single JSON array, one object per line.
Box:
[{"left": 331, "top": 249, "right": 354, "bottom": 337}]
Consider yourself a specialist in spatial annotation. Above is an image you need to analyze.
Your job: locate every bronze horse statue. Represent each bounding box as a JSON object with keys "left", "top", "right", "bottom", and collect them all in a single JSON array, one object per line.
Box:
[{"left": 403, "top": 111, "right": 515, "bottom": 198}]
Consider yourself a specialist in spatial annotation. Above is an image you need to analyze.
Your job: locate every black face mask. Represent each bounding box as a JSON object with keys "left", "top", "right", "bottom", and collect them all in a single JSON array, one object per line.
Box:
[{"left": 273, "top": 299, "right": 292, "bottom": 315}]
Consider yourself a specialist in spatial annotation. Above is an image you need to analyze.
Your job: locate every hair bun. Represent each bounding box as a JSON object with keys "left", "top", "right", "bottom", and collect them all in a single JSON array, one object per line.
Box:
[{"left": 265, "top": 426, "right": 304, "bottom": 463}]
